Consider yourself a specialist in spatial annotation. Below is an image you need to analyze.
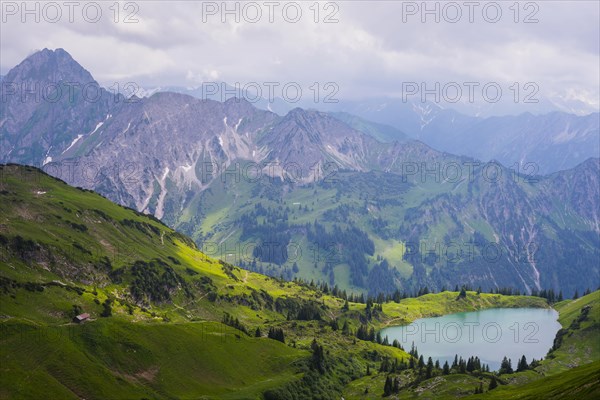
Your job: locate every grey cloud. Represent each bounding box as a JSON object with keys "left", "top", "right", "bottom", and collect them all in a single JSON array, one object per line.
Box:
[{"left": 1, "top": 0, "right": 598, "bottom": 114}]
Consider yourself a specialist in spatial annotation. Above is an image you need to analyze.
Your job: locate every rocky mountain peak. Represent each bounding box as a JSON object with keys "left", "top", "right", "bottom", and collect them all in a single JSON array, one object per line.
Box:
[{"left": 4, "top": 48, "right": 96, "bottom": 86}]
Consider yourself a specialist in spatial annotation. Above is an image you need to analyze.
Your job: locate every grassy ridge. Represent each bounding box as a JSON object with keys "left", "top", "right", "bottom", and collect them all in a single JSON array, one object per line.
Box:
[
  {"left": 475, "top": 360, "right": 600, "bottom": 399},
  {"left": 379, "top": 291, "right": 549, "bottom": 328},
  {"left": 0, "top": 319, "right": 304, "bottom": 399},
  {"left": 538, "top": 291, "right": 600, "bottom": 375}
]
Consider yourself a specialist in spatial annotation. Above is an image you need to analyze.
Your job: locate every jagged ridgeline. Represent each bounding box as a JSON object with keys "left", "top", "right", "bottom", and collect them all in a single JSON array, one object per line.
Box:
[
  {"left": 1, "top": 164, "right": 599, "bottom": 399},
  {"left": 1, "top": 49, "right": 599, "bottom": 298}
]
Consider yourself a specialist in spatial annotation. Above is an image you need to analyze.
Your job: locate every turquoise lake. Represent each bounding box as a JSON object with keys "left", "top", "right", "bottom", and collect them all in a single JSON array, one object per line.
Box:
[{"left": 379, "top": 308, "right": 561, "bottom": 370}]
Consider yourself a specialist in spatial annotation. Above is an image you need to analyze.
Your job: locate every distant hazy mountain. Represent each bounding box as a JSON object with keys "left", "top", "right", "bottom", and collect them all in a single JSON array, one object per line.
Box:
[
  {"left": 136, "top": 84, "right": 293, "bottom": 116},
  {"left": 320, "top": 98, "right": 599, "bottom": 174},
  {"left": 1, "top": 48, "right": 598, "bottom": 296},
  {"left": 427, "top": 111, "right": 600, "bottom": 174},
  {"left": 328, "top": 112, "right": 408, "bottom": 143}
]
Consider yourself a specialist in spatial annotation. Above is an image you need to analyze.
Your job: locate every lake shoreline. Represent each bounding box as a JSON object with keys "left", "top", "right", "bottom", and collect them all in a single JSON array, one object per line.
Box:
[{"left": 379, "top": 307, "right": 561, "bottom": 371}]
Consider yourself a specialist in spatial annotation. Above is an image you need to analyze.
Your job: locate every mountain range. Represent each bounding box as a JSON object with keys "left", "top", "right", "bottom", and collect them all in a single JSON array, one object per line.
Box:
[
  {"left": 140, "top": 83, "right": 600, "bottom": 174},
  {"left": 323, "top": 98, "right": 599, "bottom": 174},
  {"left": 1, "top": 48, "right": 599, "bottom": 297}
]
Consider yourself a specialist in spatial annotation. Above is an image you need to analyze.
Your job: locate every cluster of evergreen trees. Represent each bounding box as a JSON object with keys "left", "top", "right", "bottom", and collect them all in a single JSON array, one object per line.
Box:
[
  {"left": 380, "top": 352, "right": 536, "bottom": 395},
  {"left": 238, "top": 203, "right": 292, "bottom": 265},
  {"left": 449, "top": 354, "right": 490, "bottom": 373},
  {"left": 307, "top": 221, "right": 374, "bottom": 287},
  {"left": 295, "top": 302, "right": 322, "bottom": 321},
  {"left": 125, "top": 259, "right": 192, "bottom": 304},
  {"left": 355, "top": 324, "right": 377, "bottom": 341},
  {"left": 380, "top": 346, "right": 505, "bottom": 397},
  {"left": 516, "top": 355, "right": 533, "bottom": 372},
  {"left": 353, "top": 324, "right": 404, "bottom": 351},
  {"left": 378, "top": 357, "right": 409, "bottom": 373},
  {"left": 222, "top": 312, "right": 249, "bottom": 335},
  {"left": 498, "top": 354, "right": 536, "bottom": 374},
  {"left": 100, "top": 298, "right": 113, "bottom": 317},
  {"left": 530, "top": 288, "right": 564, "bottom": 303},
  {"left": 367, "top": 260, "right": 399, "bottom": 296},
  {"left": 310, "top": 339, "right": 326, "bottom": 373},
  {"left": 499, "top": 356, "right": 514, "bottom": 374},
  {"left": 572, "top": 288, "right": 593, "bottom": 299},
  {"left": 267, "top": 327, "right": 285, "bottom": 343},
  {"left": 383, "top": 375, "right": 401, "bottom": 396},
  {"left": 380, "top": 351, "right": 494, "bottom": 396}
]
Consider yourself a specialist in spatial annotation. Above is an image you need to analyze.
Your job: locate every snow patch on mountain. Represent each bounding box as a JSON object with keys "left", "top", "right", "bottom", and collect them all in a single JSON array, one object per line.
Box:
[
  {"left": 62, "top": 134, "right": 84, "bottom": 154},
  {"left": 43, "top": 146, "right": 53, "bottom": 165},
  {"left": 90, "top": 121, "right": 104, "bottom": 136},
  {"left": 155, "top": 167, "right": 170, "bottom": 220}
]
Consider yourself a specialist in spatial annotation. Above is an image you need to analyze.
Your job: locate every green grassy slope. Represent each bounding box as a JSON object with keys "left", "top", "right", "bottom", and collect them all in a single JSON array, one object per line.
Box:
[
  {"left": 539, "top": 291, "right": 600, "bottom": 374},
  {"left": 474, "top": 360, "right": 600, "bottom": 400},
  {"left": 0, "top": 319, "right": 303, "bottom": 400}
]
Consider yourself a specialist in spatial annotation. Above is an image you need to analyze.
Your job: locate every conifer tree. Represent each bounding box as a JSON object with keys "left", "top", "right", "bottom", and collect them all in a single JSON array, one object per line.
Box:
[
  {"left": 393, "top": 377, "right": 400, "bottom": 393},
  {"left": 426, "top": 357, "right": 434, "bottom": 378},
  {"left": 383, "top": 376, "right": 393, "bottom": 397},
  {"left": 500, "top": 356, "right": 513, "bottom": 374},
  {"left": 517, "top": 355, "right": 528, "bottom": 372},
  {"left": 443, "top": 360, "right": 450, "bottom": 375}
]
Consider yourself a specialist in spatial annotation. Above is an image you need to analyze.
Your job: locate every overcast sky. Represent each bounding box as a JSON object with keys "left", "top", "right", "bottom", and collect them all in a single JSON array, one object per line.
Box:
[{"left": 1, "top": 1, "right": 599, "bottom": 115}]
